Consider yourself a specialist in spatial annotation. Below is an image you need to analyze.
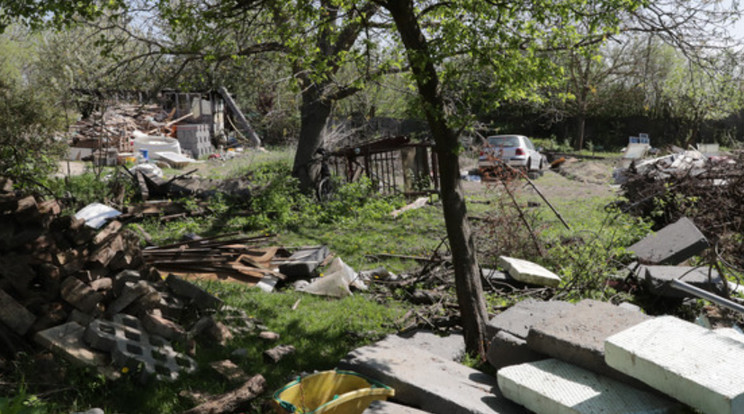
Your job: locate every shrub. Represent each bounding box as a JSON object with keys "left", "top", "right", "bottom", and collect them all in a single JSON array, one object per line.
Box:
[{"left": 0, "top": 78, "right": 66, "bottom": 192}]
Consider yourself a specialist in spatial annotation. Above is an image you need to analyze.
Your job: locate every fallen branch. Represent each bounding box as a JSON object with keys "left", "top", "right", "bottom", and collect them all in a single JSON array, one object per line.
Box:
[{"left": 181, "top": 374, "right": 265, "bottom": 414}]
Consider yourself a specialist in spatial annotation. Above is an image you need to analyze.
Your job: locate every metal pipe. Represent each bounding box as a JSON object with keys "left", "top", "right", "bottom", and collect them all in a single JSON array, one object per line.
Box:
[{"left": 670, "top": 279, "right": 744, "bottom": 315}]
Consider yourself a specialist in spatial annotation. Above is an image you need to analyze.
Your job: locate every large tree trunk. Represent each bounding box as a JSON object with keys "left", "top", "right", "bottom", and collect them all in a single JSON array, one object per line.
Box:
[
  {"left": 576, "top": 114, "right": 586, "bottom": 151},
  {"left": 292, "top": 84, "right": 332, "bottom": 193},
  {"left": 385, "top": 0, "right": 489, "bottom": 359}
]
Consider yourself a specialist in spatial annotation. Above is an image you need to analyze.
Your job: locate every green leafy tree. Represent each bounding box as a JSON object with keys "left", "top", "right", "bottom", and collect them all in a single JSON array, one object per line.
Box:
[{"left": 380, "top": 0, "right": 644, "bottom": 358}]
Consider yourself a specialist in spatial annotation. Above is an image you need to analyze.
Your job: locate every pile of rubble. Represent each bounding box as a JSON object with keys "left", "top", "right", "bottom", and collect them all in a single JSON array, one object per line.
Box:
[
  {"left": 619, "top": 148, "right": 744, "bottom": 270},
  {"left": 0, "top": 177, "right": 259, "bottom": 386},
  {"left": 69, "top": 103, "right": 169, "bottom": 154},
  {"left": 333, "top": 213, "right": 744, "bottom": 414}
]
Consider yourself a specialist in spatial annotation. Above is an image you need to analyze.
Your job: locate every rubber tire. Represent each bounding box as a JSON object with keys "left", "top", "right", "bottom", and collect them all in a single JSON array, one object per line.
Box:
[{"left": 316, "top": 177, "right": 334, "bottom": 202}]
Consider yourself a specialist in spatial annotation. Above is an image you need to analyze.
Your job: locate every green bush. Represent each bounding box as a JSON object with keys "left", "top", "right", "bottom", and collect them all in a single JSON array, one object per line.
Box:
[{"left": 0, "top": 78, "right": 66, "bottom": 191}]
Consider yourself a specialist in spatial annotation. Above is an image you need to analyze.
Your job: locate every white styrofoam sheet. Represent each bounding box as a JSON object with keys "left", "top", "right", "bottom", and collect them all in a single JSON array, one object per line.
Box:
[
  {"left": 498, "top": 359, "right": 677, "bottom": 414},
  {"left": 605, "top": 316, "right": 744, "bottom": 414}
]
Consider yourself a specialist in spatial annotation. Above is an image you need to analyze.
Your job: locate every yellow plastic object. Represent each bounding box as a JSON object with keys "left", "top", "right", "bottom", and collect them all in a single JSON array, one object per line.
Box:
[{"left": 273, "top": 370, "right": 394, "bottom": 414}]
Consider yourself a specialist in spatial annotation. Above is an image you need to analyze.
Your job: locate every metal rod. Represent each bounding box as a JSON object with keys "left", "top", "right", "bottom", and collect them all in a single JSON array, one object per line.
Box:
[
  {"left": 670, "top": 279, "right": 744, "bottom": 315},
  {"left": 510, "top": 165, "right": 571, "bottom": 230}
]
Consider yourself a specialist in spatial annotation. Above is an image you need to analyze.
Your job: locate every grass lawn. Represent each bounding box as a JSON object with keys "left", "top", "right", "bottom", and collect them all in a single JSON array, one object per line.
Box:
[{"left": 3, "top": 147, "right": 657, "bottom": 413}]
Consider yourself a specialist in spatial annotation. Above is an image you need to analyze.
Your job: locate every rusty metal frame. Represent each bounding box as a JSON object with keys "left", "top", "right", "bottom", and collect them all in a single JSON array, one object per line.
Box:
[{"left": 330, "top": 136, "right": 439, "bottom": 197}]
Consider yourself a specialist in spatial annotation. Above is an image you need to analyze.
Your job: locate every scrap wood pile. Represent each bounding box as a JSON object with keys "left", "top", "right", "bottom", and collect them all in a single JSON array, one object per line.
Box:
[
  {"left": 69, "top": 103, "right": 171, "bottom": 151},
  {"left": 620, "top": 149, "right": 744, "bottom": 269},
  {"left": 142, "top": 233, "right": 286, "bottom": 284},
  {"left": 0, "top": 177, "right": 272, "bottom": 397}
]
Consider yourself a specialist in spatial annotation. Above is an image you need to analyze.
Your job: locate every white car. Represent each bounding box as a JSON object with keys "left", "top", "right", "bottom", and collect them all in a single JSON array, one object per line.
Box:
[{"left": 478, "top": 134, "right": 544, "bottom": 172}]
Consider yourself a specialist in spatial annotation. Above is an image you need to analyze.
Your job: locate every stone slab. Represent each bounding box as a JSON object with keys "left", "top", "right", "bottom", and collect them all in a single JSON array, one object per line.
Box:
[
  {"left": 498, "top": 256, "right": 561, "bottom": 287},
  {"left": 627, "top": 217, "right": 708, "bottom": 265},
  {"left": 526, "top": 299, "right": 650, "bottom": 383},
  {"left": 644, "top": 266, "right": 725, "bottom": 298},
  {"left": 364, "top": 400, "right": 431, "bottom": 414},
  {"left": 391, "top": 330, "right": 465, "bottom": 362},
  {"left": 486, "top": 299, "right": 574, "bottom": 340},
  {"left": 0, "top": 288, "right": 35, "bottom": 335},
  {"left": 339, "top": 336, "right": 526, "bottom": 414},
  {"left": 35, "top": 321, "right": 108, "bottom": 367},
  {"left": 497, "top": 359, "right": 678, "bottom": 414},
  {"left": 605, "top": 316, "right": 744, "bottom": 414},
  {"left": 487, "top": 330, "right": 545, "bottom": 370},
  {"left": 34, "top": 321, "right": 119, "bottom": 380}
]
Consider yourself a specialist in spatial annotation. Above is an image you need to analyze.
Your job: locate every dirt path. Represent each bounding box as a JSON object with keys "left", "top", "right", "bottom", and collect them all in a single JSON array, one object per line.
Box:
[{"left": 462, "top": 158, "right": 618, "bottom": 201}]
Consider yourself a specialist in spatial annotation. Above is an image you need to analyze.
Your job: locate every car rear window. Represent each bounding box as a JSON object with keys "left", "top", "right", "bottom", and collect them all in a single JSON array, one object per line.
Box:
[{"left": 487, "top": 136, "right": 520, "bottom": 147}]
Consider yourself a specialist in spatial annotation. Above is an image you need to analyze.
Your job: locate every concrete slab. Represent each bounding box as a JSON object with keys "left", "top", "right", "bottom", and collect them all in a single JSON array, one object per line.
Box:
[
  {"left": 364, "top": 400, "right": 431, "bottom": 413},
  {"left": 34, "top": 321, "right": 119, "bottom": 380},
  {"left": 526, "top": 299, "right": 650, "bottom": 383},
  {"left": 498, "top": 256, "right": 561, "bottom": 287},
  {"left": 486, "top": 299, "right": 574, "bottom": 340},
  {"left": 487, "top": 330, "right": 545, "bottom": 370},
  {"left": 0, "top": 288, "right": 35, "bottom": 335},
  {"left": 497, "top": 359, "right": 678, "bottom": 414},
  {"left": 392, "top": 330, "right": 465, "bottom": 362},
  {"left": 627, "top": 217, "right": 708, "bottom": 265},
  {"left": 605, "top": 316, "right": 744, "bottom": 414},
  {"left": 644, "top": 265, "right": 725, "bottom": 298},
  {"left": 339, "top": 336, "right": 525, "bottom": 414}
]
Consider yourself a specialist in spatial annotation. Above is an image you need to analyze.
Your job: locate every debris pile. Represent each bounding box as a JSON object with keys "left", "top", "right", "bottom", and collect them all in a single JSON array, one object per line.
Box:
[
  {"left": 620, "top": 149, "right": 744, "bottom": 270},
  {"left": 0, "top": 177, "right": 248, "bottom": 384},
  {"left": 126, "top": 168, "right": 253, "bottom": 201},
  {"left": 69, "top": 103, "right": 169, "bottom": 154}
]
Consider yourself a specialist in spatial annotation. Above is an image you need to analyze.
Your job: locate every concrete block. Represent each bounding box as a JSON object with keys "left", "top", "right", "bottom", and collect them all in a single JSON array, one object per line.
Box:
[
  {"left": 35, "top": 321, "right": 108, "bottom": 368},
  {"left": 0, "top": 288, "right": 36, "bottom": 335},
  {"left": 482, "top": 268, "right": 522, "bottom": 286},
  {"left": 85, "top": 316, "right": 196, "bottom": 381},
  {"left": 68, "top": 309, "right": 94, "bottom": 326},
  {"left": 113, "top": 270, "right": 141, "bottom": 297},
  {"left": 486, "top": 299, "right": 574, "bottom": 340},
  {"left": 156, "top": 290, "right": 186, "bottom": 320},
  {"left": 364, "top": 401, "right": 430, "bottom": 414},
  {"left": 107, "top": 280, "right": 158, "bottom": 316},
  {"left": 339, "top": 336, "right": 525, "bottom": 414},
  {"left": 34, "top": 321, "right": 120, "bottom": 380},
  {"left": 605, "top": 316, "right": 744, "bottom": 414},
  {"left": 715, "top": 327, "right": 744, "bottom": 343},
  {"left": 628, "top": 216, "right": 708, "bottom": 265},
  {"left": 498, "top": 359, "right": 678, "bottom": 414},
  {"left": 644, "top": 265, "right": 725, "bottom": 298},
  {"left": 487, "top": 330, "right": 545, "bottom": 370},
  {"left": 498, "top": 256, "right": 561, "bottom": 287},
  {"left": 279, "top": 245, "right": 330, "bottom": 278},
  {"left": 60, "top": 277, "right": 104, "bottom": 313},
  {"left": 526, "top": 299, "right": 650, "bottom": 383}
]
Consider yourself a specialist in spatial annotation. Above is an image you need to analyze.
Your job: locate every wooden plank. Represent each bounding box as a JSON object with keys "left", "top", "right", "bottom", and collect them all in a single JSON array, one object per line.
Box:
[{"left": 218, "top": 86, "right": 261, "bottom": 146}]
